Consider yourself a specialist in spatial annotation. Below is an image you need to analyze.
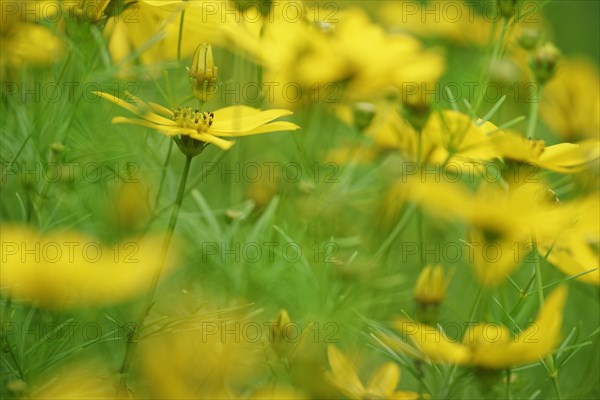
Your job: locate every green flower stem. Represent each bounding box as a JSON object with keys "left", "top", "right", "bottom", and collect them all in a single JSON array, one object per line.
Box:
[
  {"left": 118, "top": 155, "right": 193, "bottom": 396},
  {"left": 530, "top": 236, "right": 561, "bottom": 399},
  {"left": 526, "top": 85, "right": 543, "bottom": 139},
  {"left": 154, "top": 140, "right": 174, "bottom": 209},
  {"left": 34, "top": 149, "right": 61, "bottom": 222},
  {"left": 474, "top": 18, "right": 510, "bottom": 113}
]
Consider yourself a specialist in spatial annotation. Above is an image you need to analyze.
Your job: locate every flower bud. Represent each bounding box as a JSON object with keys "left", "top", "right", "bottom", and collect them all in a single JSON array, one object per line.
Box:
[
  {"left": 497, "top": 0, "right": 518, "bottom": 19},
  {"left": 188, "top": 43, "right": 218, "bottom": 103},
  {"left": 270, "top": 309, "right": 293, "bottom": 357},
  {"left": 50, "top": 143, "right": 66, "bottom": 155},
  {"left": 352, "top": 102, "right": 377, "bottom": 132},
  {"left": 517, "top": 28, "right": 541, "bottom": 51},
  {"left": 530, "top": 42, "right": 561, "bottom": 84},
  {"left": 414, "top": 265, "right": 451, "bottom": 308}
]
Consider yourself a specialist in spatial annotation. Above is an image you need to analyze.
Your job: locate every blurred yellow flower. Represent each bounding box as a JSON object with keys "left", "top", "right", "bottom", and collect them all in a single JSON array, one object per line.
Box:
[
  {"left": 414, "top": 264, "right": 452, "bottom": 306},
  {"left": 378, "top": 1, "right": 494, "bottom": 47},
  {"left": 422, "top": 110, "right": 500, "bottom": 163},
  {"left": 540, "top": 58, "right": 600, "bottom": 141},
  {"left": 0, "top": 225, "right": 177, "bottom": 308},
  {"left": 104, "top": 0, "right": 259, "bottom": 77},
  {"left": 539, "top": 196, "right": 600, "bottom": 286},
  {"left": 401, "top": 179, "right": 576, "bottom": 286},
  {"left": 325, "top": 345, "right": 419, "bottom": 400},
  {"left": 94, "top": 91, "right": 299, "bottom": 152},
  {"left": 30, "top": 361, "right": 115, "bottom": 400},
  {"left": 395, "top": 286, "right": 568, "bottom": 369},
  {"left": 260, "top": 6, "right": 444, "bottom": 105},
  {"left": 0, "top": 1, "right": 63, "bottom": 71},
  {"left": 139, "top": 320, "right": 264, "bottom": 399}
]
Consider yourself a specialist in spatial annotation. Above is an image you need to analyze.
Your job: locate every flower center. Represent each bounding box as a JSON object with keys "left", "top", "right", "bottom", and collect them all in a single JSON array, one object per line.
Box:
[{"left": 173, "top": 107, "right": 214, "bottom": 133}]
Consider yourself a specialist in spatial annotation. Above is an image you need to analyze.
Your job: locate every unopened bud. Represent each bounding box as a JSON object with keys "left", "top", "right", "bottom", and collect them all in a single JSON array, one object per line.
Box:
[
  {"left": 530, "top": 42, "right": 561, "bottom": 84},
  {"left": 353, "top": 102, "right": 377, "bottom": 132},
  {"left": 50, "top": 143, "right": 65, "bottom": 155},
  {"left": 188, "top": 43, "right": 218, "bottom": 103},
  {"left": 414, "top": 265, "right": 451, "bottom": 307},
  {"left": 497, "top": 0, "right": 518, "bottom": 19},
  {"left": 270, "top": 309, "right": 293, "bottom": 357},
  {"left": 517, "top": 28, "right": 541, "bottom": 51}
]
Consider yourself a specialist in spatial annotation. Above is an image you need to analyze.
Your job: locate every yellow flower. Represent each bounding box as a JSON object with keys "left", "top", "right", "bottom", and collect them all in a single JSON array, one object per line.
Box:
[
  {"left": 0, "top": 1, "right": 64, "bottom": 71},
  {"left": 489, "top": 130, "right": 600, "bottom": 175},
  {"left": 414, "top": 264, "right": 452, "bottom": 306},
  {"left": 260, "top": 6, "right": 444, "bottom": 105},
  {"left": 540, "top": 58, "right": 600, "bottom": 141},
  {"left": 103, "top": 1, "right": 258, "bottom": 77},
  {"left": 0, "top": 224, "right": 177, "bottom": 308},
  {"left": 325, "top": 345, "right": 420, "bottom": 400},
  {"left": 395, "top": 286, "right": 568, "bottom": 369},
  {"left": 401, "top": 179, "right": 575, "bottom": 286},
  {"left": 93, "top": 91, "right": 299, "bottom": 152},
  {"left": 423, "top": 110, "right": 500, "bottom": 163},
  {"left": 378, "top": 1, "right": 493, "bottom": 47},
  {"left": 538, "top": 196, "right": 600, "bottom": 286}
]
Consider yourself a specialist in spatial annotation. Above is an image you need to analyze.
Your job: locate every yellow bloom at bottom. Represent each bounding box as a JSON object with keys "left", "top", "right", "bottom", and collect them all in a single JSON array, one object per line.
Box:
[
  {"left": 0, "top": 225, "right": 178, "bottom": 308},
  {"left": 325, "top": 345, "right": 420, "bottom": 400},
  {"left": 394, "top": 286, "right": 568, "bottom": 369}
]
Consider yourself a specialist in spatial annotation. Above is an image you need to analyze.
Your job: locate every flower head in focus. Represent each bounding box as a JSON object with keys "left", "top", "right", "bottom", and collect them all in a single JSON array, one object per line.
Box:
[{"left": 94, "top": 91, "right": 299, "bottom": 155}]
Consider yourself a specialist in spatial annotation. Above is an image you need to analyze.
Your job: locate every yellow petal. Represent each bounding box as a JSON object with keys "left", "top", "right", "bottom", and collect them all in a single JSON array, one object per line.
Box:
[
  {"left": 211, "top": 108, "right": 294, "bottom": 133},
  {"left": 497, "top": 286, "right": 569, "bottom": 368},
  {"left": 213, "top": 121, "right": 300, "bottom": 137},
  {"left": 394, "top": 319, "right": 470, "bottom": 365},
  {"left": 366, "top": 363, "right": 400, "bottom": 398},
  {"left": 189, "top": 132, "right": 235, "bottom": 150},
  {"left": 325, "top": 345, "right": 365, "bottom": 399},
  {"left": 111, "top": 117, "right": 185, "bottom": 137}
]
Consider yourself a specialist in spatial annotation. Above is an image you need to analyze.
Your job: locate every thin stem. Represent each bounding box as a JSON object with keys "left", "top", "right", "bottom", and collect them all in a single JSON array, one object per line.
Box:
[
  {"left": 526, "top": 84, "right": 543, "bottom": 139},
  {"left": 474, "top": 18, "right": 510, "bottom": 113},
  {"left": 154, "top": 141, "right": 174, "bottom": 209},
  {"left": 117, "top": 155, "right": 194, "bottom": 397},
  {"left": 505, "top": 369, "right": 512, "bottom": 400},
  {"left": 531, "top": 238, "right": 544, "bottom": 308}
]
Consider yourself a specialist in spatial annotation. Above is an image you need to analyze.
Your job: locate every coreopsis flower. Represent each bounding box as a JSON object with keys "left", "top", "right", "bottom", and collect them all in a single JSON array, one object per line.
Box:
[
  {"left": 103, "top": 0, "right": 258, "bottom": 77},
  {"left": 29, "top": 361, "right": 115, "bottom": 399},
  {"left": 260, "top": 6, "right": 444, "bottom": 106},
  {"left": 325, "top": 345, "right": 420, "bottom": 400},
  {"left": 394, "top": 286, "right": 568, "bottom": 369},
  {"left": 540, "top": 58, "right": 600, "bottom": 141},
  {"left": 400, "top": 179, "right": 574, "bottom": 286},
  {"left": 0, "top": 1, "right": 63, "bottom": 72},
  {"left": 414, "top": 265, "right": 452, "bottom": 307},
  {"left": 93, "top": 92, "right": 299, "bottom": 154},
  {"left": 139, "top": 318, "right": 264, "bottom": 398},
  {"left": 378, "top": 1, "right": 494, "bottom": 47},
  {"left": 538, "top": 196, "right": 600, "bottom": 286},
  {"left": 422, "top": 110, "right": 500, "bottom": 163},
  {"left": 489, "top": 130, "right": 600, "bottom": 176},
  {"left": 0, "top": 225, "right": 177, "bottom": 308}
]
